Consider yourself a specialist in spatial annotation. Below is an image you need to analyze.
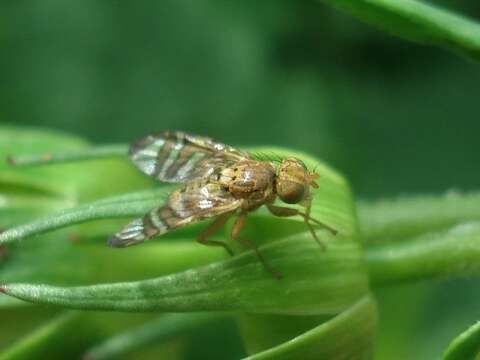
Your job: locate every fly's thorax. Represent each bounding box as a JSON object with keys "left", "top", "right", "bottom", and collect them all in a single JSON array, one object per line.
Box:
[
  {"left": 219, "top": 161, "right": 275, "bottom": 198},
  {"left": 275, "top": 157, "right": 311, "bottom": 204}
]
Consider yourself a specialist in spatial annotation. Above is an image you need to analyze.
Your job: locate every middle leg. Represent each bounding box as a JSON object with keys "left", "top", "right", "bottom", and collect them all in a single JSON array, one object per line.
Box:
[
  {"left": 197, "top": 212, "right": 235, "bottom": 256},
  {"left": 231, "top": 211, "right": 282, "bottom": 279}
]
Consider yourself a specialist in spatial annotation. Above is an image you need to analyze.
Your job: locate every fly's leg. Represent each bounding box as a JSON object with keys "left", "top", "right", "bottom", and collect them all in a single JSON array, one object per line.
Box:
[
  {"left": 266, "top": 204, "right": 337, "bottom": 250},
  {"left": 232, "top": 211, "right": 282, "bottom": 280},
  {"left": 197, "top": 212, "right": 235, "bottom": 256},
  {"left": 268, "top": 203, "right": 325, "bottom": 249}
]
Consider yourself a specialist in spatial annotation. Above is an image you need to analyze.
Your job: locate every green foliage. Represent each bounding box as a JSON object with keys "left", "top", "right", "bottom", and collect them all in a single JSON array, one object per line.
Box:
[
  {"left": 84, "top": 313, "right": 227, "bottom": 360},
  {"left": 0, "top": 127, "right": 374, "bottom": 359},
  {"left": 443, "top": 320, "right": 480, "bottom": 360},
  {"left": 243, "top": 296, "right": 377, "bottom": 360},
  {"left": 1, "top": 2, "right": 480, "bottom": 358},
  {"left": 320, "top": 0, "right": 480, "bottom": 60},
  {"left": 0, "top": 312, "right": 98, "bottom": 360},
  {"left": 358, "top": 194, "right": 480, "bottom": 284},
  {"left": 1, "top": 233, "right": 368, "bottom": 315},
  {"left": 3, "top": 119, "right": 480, "bottom": 358}
]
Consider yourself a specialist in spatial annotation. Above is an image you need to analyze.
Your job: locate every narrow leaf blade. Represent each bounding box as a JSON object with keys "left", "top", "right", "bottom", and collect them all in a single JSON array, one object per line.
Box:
[
  {"left": 321, "top": 0, "right": 480, "bottom": 61},
  {"left": 0, "top": 312, "right": 97, "bottom": 360},
  {"left": 1, "top": 234, "right": 368, "bottom": 315},
  {"left": 84, "top": 313, "right": 226, "bottom": 360},
  {"left": 443, "top": 320, "right": 480, "bottom": 360},
  {"left": 242, "top": 295, "right": 377, "bottom": 360}
]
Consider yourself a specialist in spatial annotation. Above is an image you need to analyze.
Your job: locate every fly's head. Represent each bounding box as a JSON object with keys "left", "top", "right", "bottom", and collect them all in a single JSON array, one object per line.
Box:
[{"left": 275, "top": 157, "right": 319, "bottom": 205}]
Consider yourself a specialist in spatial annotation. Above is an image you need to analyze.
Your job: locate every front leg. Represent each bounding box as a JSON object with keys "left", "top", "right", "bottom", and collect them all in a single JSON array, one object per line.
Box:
[{"left": 266, "top": 204, "right": 337, "bottom": 249}]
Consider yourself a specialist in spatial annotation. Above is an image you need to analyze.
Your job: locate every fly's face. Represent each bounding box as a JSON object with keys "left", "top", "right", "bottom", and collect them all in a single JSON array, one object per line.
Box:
[{"left": 275, "top": 157, "right": 319, "bottom": 204}]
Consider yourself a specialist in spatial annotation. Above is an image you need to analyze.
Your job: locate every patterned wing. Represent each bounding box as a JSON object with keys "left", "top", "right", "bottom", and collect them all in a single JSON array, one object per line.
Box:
[
  {"left": 129, "top": 131, "right": 249, "bottom": 183},
  {"left": 108, "top": 180, "right": 242, "bottom": 247}
]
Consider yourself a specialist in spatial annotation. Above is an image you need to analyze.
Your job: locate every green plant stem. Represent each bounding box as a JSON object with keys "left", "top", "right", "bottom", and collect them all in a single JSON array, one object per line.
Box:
[
  {"left": 320, "top": 0, "right": 480, "bottom": 61},
  {"left": 6, "top": 145, "right": 127, "bottom": 167}
]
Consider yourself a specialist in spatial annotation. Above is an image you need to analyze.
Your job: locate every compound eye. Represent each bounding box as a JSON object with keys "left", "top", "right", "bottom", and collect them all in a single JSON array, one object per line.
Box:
[{"left": 277, "top": 180, "right": 305, "bottom": 204}]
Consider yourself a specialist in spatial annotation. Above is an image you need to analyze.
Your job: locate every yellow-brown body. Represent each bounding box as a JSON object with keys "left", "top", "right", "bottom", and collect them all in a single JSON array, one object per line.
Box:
[
  {"left": 110, "top": 131, "right": 335, "bottom": 278},
  {"left": 219, "top": 160, "right": 276, "bottom": 211}
]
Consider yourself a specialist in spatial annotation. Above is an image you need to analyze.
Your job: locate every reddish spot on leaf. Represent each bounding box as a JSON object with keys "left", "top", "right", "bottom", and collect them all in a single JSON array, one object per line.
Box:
[
  {"left": 5, "top": 155, "right": 16, "bottom": 165},
  {"left": 68, "top": 233, "right": 82, "bottom": 243},
  {"left": 0, "top": 245, "right": 8, "bottom": 259}
]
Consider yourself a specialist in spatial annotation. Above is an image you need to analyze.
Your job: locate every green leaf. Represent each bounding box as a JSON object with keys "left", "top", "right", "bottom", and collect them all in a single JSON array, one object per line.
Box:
[
  {"left": 0, "top": 128, "right": 172, "bottom": 309},
  {"left": 443, "top": 320, "right": 480, "bottom": 360},
  {"left": 0, "top": 309, "right": 180, "bottom": 360},
  {"left": 6, "top": 144, "right": 127, "bottom": 167},
  {"left": 0, "top": 145, "right": 368, "bottom": 314},
  {"left": 0, "top": 127, "right": 89, "bottom": 171},
  {"left": 358, "top": 191, "right": 480, "bottom": 244},
  {"left": 367, "top": 222, "right": 480, "bottom": 285},
  {"left": 320, "top": 0, "right": 480, "bottom": 61},
  {"left": 84, "top": 313, "right": 226, "bottom": 360},
  {"left": 0, "top": 126, "right": 151, "bottom": 208},
  {"left": 1, "top": 132, "right": 374, "bottom": 358},
  {"left": 357, "top": 192, "right": 480, "bottom": 285},
  {"left": 0, "top": 127, "right": 87, "bottom": 226},
  {"left": 0, "top": 188, "right": 168, "bottom": 245},
  {"left": 0, "top": 311, "right": 98, "bottom": 360},
  {"left": 0, "top": 240, "right": 220, "bottom": 299},
  {"left": 241, "top": 295, "right": 377, "bottom": 360},
  {"left": 0, "top": 232, "right": 368, "bottom": 315}
]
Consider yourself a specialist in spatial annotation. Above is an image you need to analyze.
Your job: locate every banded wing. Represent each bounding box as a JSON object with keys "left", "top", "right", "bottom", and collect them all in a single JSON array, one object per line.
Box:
[
  {"left": 108, "top": 180, "right": 242, "bottom": 247},
  {"left": 129, "top": 130, "right": 248, "bottom": 183}
]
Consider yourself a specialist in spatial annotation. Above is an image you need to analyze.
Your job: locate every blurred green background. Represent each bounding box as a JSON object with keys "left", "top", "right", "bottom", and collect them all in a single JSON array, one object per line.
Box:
[{"left": 1, "top": 1, "right": 480, "bottom": 359}]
